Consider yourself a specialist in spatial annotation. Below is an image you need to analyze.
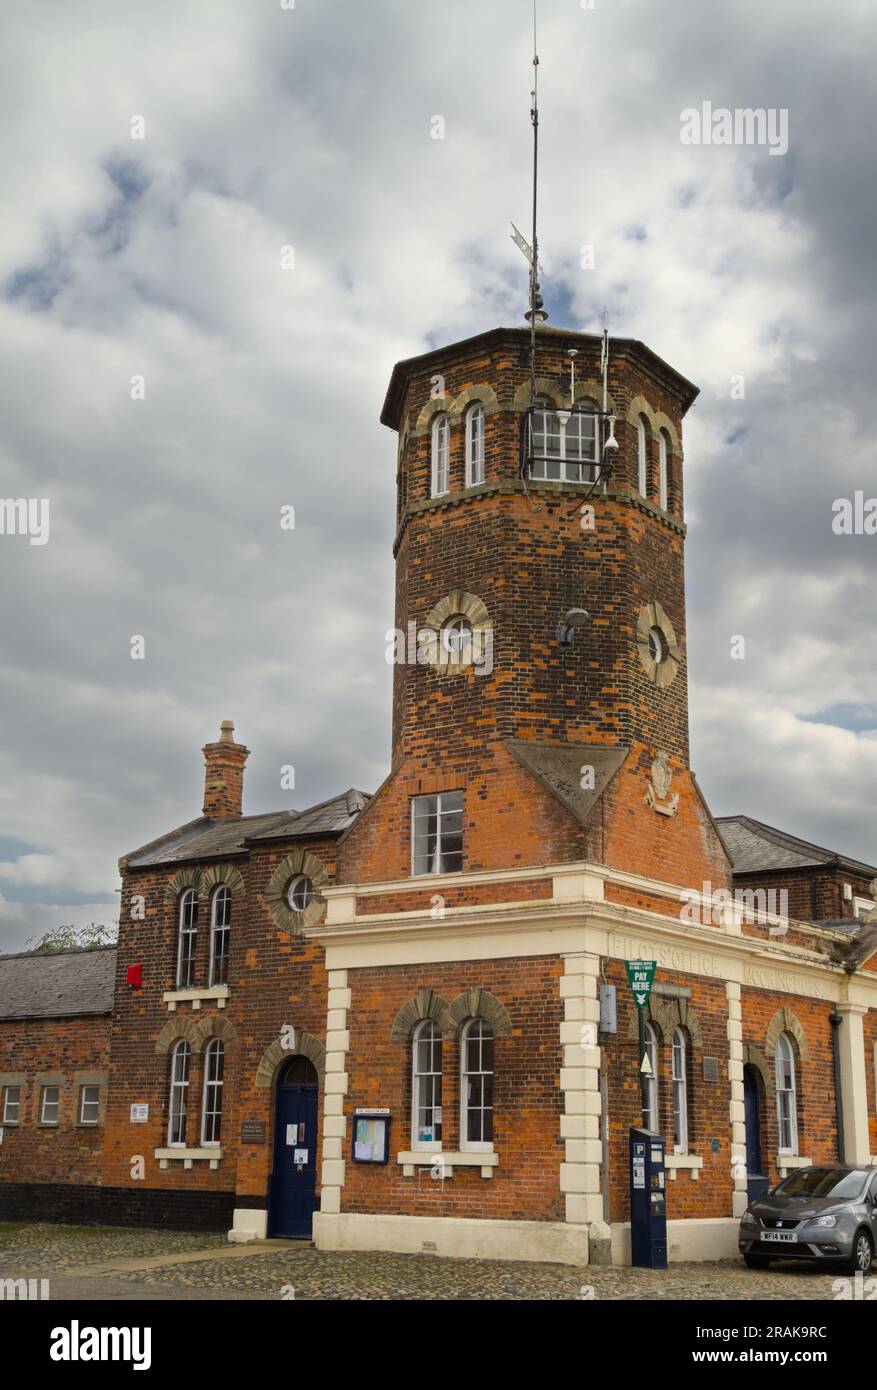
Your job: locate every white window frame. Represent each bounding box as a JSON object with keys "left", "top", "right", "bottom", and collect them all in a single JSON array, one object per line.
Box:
[
  {"left": 40, "top": 1085, "right": 60, "bottom": 1125},
  {"left": 671, "top": 1028, "right": 688, "bottom": 1154},
  {"left": 465, "top": 404, "right": 485, "bottom": 487},
  {"left": 200, "top": 1039, "right": 224, "bottom": 1147},
  {"left": 411, "top": 790, "right": 463, "bottom": 876},
  {"left": 208, "top": 885, "right": 231, "bottom": 987},
  {"left": 642, "top": 1022, "right": 659, "bottom": 1131},
  {"left": 79, "top": 1084, "right": 100, "bottom": 1126},
  {"left": 167, "top": 1040, "right": 190, "bottom": 1146},
  {"left": 460, "top": 1017, "right": 494, "bottom": 1152},
  {"left": 411, "top": 1020, "right": 443, "bottom": 1150},
  {"left": 658, "top": 431, "right": 669, "bottom": 510},
  {"left": 637, "top": 417, "right": 648, "bottom": 496},
  {"left": 176, "top": 888, "right": 198, "bottom": 989},
  {"left": 776, "top": 1032, "right": 798, "bottom": 1154},
  {"left": 287, "top": 874, "right": 314, "bottom": 912},
  {"left": 431, "top": 413, "right": 450, "bottom": 497},
  {"left": 2, "top": 1085, "right": 20, "bottom": 1125},
  {"left": 529, "top": 406, "right": 598, "bottom": 483}
]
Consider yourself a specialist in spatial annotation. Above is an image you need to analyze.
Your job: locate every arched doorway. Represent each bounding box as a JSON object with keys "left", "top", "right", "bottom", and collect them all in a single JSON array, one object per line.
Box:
[
  {"left": 268, "top": 1056, "right": 319, "bottom": 1238},
  {"left": 743, "top": 1063, "right": 769, "bottom": 1205}
]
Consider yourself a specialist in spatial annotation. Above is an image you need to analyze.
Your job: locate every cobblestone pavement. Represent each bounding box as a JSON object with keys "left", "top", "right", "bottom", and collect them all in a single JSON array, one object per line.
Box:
[{"left": 0, "top": 1223, "right": 859, "bottom": 1300}]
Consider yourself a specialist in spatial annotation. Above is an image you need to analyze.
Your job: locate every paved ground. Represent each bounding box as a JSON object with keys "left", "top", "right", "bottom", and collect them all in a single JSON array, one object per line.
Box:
[{"left": 0, "top": 1222, "right": 860, "bottom": 1300}]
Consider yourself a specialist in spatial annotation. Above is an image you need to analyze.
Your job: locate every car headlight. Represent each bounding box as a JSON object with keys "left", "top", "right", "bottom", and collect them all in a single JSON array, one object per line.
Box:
[
  {"left": 811, "top": 1215, "right": 837, "bottom": 1228},
  {"left": 741, "top": 1210, "right": 758, "bottom": 1227}
]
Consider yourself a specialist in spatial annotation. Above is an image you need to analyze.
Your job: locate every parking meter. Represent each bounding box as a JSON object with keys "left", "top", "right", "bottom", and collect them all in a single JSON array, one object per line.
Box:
[{"left": 630, "top": 1126, "right": 667, "bottom": 1268}]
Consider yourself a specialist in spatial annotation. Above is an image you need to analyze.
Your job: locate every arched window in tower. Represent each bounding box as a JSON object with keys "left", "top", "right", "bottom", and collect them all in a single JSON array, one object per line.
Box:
[
  {"left": 642, "top": 1021, "right": 659, "bottom": 1131},
  {"left": 431, "top": 413, "right": 450, "bottom": 497},
  {"left": 412, "top": 1020, "right": 442, "bottom": 1148},
  {"left": 637, "top": 417, "right": 648, "bottom": 496},
  {"left": 201, "top": 1038, "right": 224, "bottom": 1146},
  {"left": 440, "top": 615, "right": 473, "bottom": 668},
  {"left": 658, "top": 431, "right": 670, "bottom": 511},
  {"left": 775, "top": 1032, "right": 798, "bottom": 1154},
  {"left": 209, "top": 885, "right": 231, "bottom": 986},
  {"left": 167, "top": 1039, "right": 190, "bottom": 1146},
  {"left": 529, "top": 402, "right": 598, "bottom": 483},
  {"left": 460, "top": 1017, "right": 494, "bottom": 1150},
  {"left": 465, "top": 404, "right": 485, "bottom": 487},
  {"left": 176, "top": 888, "right": 198, "bottom": 989},
  {"left": 672, "top": 1027, "right": 689, "bottom": 1153}
]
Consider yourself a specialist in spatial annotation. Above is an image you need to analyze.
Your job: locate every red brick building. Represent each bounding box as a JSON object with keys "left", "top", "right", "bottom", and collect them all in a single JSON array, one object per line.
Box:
[{"left": 2, "top": 324, "right": 877, "bottom": 1264}]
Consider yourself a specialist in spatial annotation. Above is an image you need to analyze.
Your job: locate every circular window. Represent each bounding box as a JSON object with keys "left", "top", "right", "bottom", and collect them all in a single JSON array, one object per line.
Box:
[
  {"left": 442, "top": 616, "right": 473, "bottom": 665},
  {"left": 647, "top": 627, "right": 665, "bottom": 664},
  {"left": 286, "top": 875, "right": 314, "bottom": 912}
]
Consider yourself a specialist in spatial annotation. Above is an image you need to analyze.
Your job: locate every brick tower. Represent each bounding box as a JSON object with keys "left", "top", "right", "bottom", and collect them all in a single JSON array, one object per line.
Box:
[{"left": 341, "top": 323, "right": 729, "bottom": 891}]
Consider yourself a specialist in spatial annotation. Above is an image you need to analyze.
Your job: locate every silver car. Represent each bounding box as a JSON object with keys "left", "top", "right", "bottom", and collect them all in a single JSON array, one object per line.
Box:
[{"left": 739, "top": 1165, "right": 877, "bottom": 1273}]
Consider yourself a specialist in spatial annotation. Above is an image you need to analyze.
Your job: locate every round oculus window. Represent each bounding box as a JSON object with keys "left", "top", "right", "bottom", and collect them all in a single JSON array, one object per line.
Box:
[
  {"left": 647, "top": 626, "right": 666, "bottom": 664},
  {"left": 442, "top": 616, "right": 473, "bottom": 663},
  {"left": 286, "top": 875, "right": 314, "bottom": 912}
]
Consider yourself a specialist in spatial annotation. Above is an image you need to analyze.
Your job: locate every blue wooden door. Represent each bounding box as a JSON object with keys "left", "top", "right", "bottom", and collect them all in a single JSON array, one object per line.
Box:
[
  {"left": 743, "top": 1064, "right": 769, "bottom": 1205},
  {"left": 269, "top": 1059, "right": 319, "bottom": 1238}
]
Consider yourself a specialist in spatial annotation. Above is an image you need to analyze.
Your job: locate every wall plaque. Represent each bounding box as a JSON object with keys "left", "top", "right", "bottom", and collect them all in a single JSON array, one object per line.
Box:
[{"left": 241, "top": 1120, "right": 266, "bottom": 1144}]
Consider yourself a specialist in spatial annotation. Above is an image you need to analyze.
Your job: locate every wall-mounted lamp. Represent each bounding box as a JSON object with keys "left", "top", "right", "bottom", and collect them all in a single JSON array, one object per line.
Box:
[{"left": 556, "top": 608, "right": 590, "bottom": 645}]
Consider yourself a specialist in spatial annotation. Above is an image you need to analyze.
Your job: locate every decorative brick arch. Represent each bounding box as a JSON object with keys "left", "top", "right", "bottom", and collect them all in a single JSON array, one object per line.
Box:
[
  {"left": 198, "top": 863, "right": 245, "bottom": 901},
  {"left": 743, "top": 1043, "right": 771, "bottom": 1092},
  {"left": 765, "top": 1007, "right": 809, "bottom": 1061},
  {"left": 414, "top": 395, "right": 456, "bottom": 436},
  {"left": 163, "top": 867, "right": 201, "bottom": 903},
  {"left": 154, "top": 1014, "right": 239, "bottom": 1056},
  {"left": 573, "top": 380, "right": 618, "bottom": 416},
  {"left": 627, "top": 996, "right": 704, "bottom": 1048},
  {"left": 254, "top": 1030, "right": 326, "bottom": 1087},
  {"left": 626, "top": 395, "right": 681, "bottom": 456},
  {"left": 448, "top": 987, "right": 513, "bottom": 1038},
  {"left": 512, "top": 377, "right": 567, "bottom": 411},
  {"left": 264, "top": 849, "right": 328, "bottom": 932},
  {"left": 448, "top": 384, "right": 500, "bottom": 422},
  {"left": 391, "top": 988, "right": 453, "bottom": 1040}
]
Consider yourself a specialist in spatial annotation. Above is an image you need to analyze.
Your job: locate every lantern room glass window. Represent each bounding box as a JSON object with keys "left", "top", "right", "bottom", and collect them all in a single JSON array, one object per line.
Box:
[
  {"left": 411, "top": 791, "right": 463, "bottom": 875},
  {"left": 528, "top": 406, "right": 598, "bottom": 483}
]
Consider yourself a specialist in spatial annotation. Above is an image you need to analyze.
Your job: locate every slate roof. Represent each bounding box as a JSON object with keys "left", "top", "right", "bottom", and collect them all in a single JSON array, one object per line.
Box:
[
  {"left": 717, "top": 815, "right": 877, "bottom": 879},
  {"left": 122, "top": 789, "right": 370, "bottom": 869},
  {"left": 505, "top": 740, "right": 628, "bottom": 826},
  {"left": 0, "top": 945, "right": 117, "bottom": 1021}
]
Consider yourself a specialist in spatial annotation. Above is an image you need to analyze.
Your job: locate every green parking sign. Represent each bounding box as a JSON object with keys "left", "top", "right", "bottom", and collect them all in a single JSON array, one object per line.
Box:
[{"left": 624, "top": 959, "right": 657, "bottom": 1009}]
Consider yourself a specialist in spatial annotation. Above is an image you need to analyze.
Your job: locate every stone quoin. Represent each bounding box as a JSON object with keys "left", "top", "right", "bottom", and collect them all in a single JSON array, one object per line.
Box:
[{"left": 2, "top": 324, "right": 877, "bottom": 1266}]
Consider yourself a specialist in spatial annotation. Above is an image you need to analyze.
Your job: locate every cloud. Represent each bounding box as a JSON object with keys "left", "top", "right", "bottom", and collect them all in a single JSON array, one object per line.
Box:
[{"left": 1, "top": 0, "right": 876, "bottom": 952}]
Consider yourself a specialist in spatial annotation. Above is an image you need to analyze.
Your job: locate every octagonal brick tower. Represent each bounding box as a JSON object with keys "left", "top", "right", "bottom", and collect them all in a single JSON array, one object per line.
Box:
[{"left": 340, "top": 324, "right": 729, "bottom": 890}]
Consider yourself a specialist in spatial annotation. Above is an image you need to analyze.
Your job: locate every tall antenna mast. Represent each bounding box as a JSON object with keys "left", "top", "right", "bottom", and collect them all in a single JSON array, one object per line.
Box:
[{"left": 524, "top": 0, "right": 547, "bottom": 404}]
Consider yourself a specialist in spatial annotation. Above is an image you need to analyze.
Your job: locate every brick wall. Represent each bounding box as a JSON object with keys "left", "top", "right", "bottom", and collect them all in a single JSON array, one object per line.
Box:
[
  {"left": 341, "top": 955, "right": 564, "bottom": 1222},
  {"left": 0, "top": 1013, "right": 110, "bottom": 1187}
]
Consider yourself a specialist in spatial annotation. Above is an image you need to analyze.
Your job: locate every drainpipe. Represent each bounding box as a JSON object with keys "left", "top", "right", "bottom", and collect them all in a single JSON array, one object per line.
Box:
[{"left": 829, "top": 1011, "right": 845, "bottom": 1164}]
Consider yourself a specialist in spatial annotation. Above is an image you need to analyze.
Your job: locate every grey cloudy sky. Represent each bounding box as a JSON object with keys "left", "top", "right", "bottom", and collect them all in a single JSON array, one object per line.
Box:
[{"left": 1, "top": 0, "right": 875, "bottom": 952}]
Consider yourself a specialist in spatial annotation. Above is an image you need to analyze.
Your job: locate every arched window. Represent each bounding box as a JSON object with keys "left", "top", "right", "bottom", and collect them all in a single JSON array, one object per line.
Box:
[
  {"left": 431, "top": 413, "right": 450, "bottom": 497},
  {"left": 201, "top": 1039, "right": 224, "bottom": 1146},
  {"left": 672, "top": 1028, "right": 689, "bottom": 1153},
  {"left": 209, "top": 886, "right": 231, "bottom": 987},
  {"left": 460, "top": 1018, "right": 494, "bottom": 1151},
  {"left": 642, "top": 1022, "right": 659, "bottom": 1131},
  {"left": 637, "top": 417, "right": 648, "bottom": 496},
  {"left": 440, "top": 615, "right": 473, "bottom": 668},
  {"left": 286, "top": 875, "right": 314, "bottom": 912},
  {"left": 776, "top": 1032, "right": 798, "bottom": 1154},
  {"left": 167, "top": 1039, "right": 191, "bottom": 1146},
  {"left": 658, "top": 431, "right": 669, "bottom": 511},
  {"left": 411, "top": 1020, "right": 442, "bottom": 1149},
  {"left": 465, "top": 404, "right": 485, "bottom": 487},
  {"left": 176, "top": 889, "right": 198, "bottom": 989}
]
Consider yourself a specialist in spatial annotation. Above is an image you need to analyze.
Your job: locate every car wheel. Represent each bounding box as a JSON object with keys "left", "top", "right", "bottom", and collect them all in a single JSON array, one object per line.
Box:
[
  {"left": 744, "top": 1254, "right": 771, "bottom": 1270},
  {"left": 842, "top": 1230, "right": 873, "bottom": 1275}
]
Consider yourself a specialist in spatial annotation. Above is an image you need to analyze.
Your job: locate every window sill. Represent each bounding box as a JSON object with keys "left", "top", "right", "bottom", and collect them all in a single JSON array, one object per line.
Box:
[
  {"left": 155, "top": 1146, "right": 223, "bottom": 1171},
  {"left": 163, "top": 985, "right": 229, "bottom": 1012},
  {"left": 777, "top": 1154, "right": 810, "bottom": 1175},
  {"left": 397, "top": 1150, "right": 498, "bottom": 1179},
  {"left": 665, "top": 1153, "right": 703, "bottom": 1181}
]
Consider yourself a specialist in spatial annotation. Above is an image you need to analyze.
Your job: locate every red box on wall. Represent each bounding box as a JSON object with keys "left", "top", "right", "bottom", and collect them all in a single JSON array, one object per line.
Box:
[{"left": 126, "top": 963, "right": 143, "bottom": 988}]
